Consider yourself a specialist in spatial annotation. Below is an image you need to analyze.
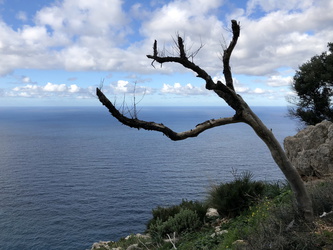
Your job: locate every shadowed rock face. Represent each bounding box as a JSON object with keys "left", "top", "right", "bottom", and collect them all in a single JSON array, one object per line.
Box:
[{"left": 284, "top": 120, "right": 333, "bottom": 178}]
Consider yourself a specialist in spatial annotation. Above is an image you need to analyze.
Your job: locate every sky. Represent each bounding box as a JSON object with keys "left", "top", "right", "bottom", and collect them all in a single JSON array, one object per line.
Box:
[{"left": 0, "top": 0, "right": 332, "bottom": 107}]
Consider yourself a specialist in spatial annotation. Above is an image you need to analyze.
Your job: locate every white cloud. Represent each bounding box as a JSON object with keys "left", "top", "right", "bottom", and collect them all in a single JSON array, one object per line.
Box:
[
  {"left": 235, "top": 85, "right": 250, "bottom": 93},
  {"left": 68, "top": 84, "right": 80, "bottom": 93},
  {"left": 20, "top": 26, "right": 49, "bottom": 46},
  {"left": 161, "top": 82, "right": 207, "bottom": 95},
  {"left": 231, "top": 0, "right": 333, "bottom": 75},
  {"left": 267, "top": 75, "right": 293, "bottom": 87},
  {"left": 0, "top": 0, "right": 332, "bottom": 84},
  {"left": 110, "top": 80, "right": 152, "bottom": 95},
  {"left": 35, "top": 0, "right": 128, "bottom": 37},
  {"left": 22, "top": 76, "right": 31, "bottom": 83},
  {"left": 141, "top": 0, "right": 222, "bottom": 39},
  {"left": 9, "top": 82, "right": 85, "bottom": 98},
  {"left": 43, "top": 82, "right": 67, "bottom": 92},
  {"left": 0, "top": 0, "right": 131, "bottom": 75},
  {"left": 113, "top": 80, "right": 129, "bottom": 93},
  {"left": 253, "top": 87, "right": 266, "bottom": 94}
]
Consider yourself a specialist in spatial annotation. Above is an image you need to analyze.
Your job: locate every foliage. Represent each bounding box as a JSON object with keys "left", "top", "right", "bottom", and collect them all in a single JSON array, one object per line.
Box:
[
  {"left": 92, "top": 176, "right": 333, "bottom": 250},
  {"left": 288, "top": 42, "right": 333, "bottom": 126},
  {"left": 148, "top": 208, "right": 203, "bottom": 243},
  {"left": 147, "top": 199, "right": 207, "bottom": 230},
  {"left": 262, "top": 180, "right": 291, "bottom": 200},
  {"left": 206, "top": 171, "right": 265, "bottom": 217},
  {"left": 177, "top": 229, "right": 224, "bottom": 250},
  {"left": 245, "top": 179, "right": 333, "bottom": 249}
]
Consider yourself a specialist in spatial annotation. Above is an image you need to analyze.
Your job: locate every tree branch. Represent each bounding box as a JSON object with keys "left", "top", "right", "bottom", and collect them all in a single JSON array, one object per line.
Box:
[
  {"left": 223, "top": 20, "right": 240, "bottom": 91},
  {"left": 146, "top": 34, "right": 243, "bottom": 111},
  {"left": 96, "top": 87, "right": 242, "bottom": 141}
]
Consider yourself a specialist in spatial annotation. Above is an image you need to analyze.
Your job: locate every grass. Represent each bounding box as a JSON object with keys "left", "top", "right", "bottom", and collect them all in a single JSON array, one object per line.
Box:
[{"left": 92, "top": 174, "right": 333, "bottom": 250}]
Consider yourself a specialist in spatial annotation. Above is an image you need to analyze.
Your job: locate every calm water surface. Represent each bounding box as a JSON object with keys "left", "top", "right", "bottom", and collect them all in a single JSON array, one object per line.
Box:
[{"left": 0, "top": 106, "right": 297, "bottom": 249}]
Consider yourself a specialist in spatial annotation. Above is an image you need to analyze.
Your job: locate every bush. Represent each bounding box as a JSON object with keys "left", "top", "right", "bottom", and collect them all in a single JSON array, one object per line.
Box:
[
  {"left": 263, "top": 180, "right": 291, "bottom": 200},
  {"left": 148, "top": 208, "right": 203, "bottom": 243},
  {"left": 147, "top": 199, "right": 207, "bottom": 230},
  {"left": 245, "top": 199, "right": 323, "bottom": 249},
  {"left": 244, "top": 182, "right": 333, "bottom": 250},
  {"left": 206, "top": 171, "right": 265, "bottom": 217},
  {"left": 167, "top": 209, "right": 202, "bottom": 233}
]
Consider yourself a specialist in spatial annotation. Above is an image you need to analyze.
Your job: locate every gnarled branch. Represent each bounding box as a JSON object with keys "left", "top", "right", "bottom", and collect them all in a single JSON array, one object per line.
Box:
[
  {"left": 146, "top": 20, "right": 242, "bottom": 110},
  {"left": 223, "top": 20, "right": 240, "bottom": 91},
  {"left": 96, "top": 88, "right": 242, "bottom": 141}
]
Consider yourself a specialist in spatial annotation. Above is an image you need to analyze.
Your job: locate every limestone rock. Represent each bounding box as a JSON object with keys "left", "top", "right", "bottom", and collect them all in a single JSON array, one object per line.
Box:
[
  {"left": 284, "top": 120, "right": 333, "bottom": 178},
  {"left": 206, "top": 208, "right": 219, "bottom": 218},
  {"left": 90, "top": 241, "right": 113, "bottom": 250}
]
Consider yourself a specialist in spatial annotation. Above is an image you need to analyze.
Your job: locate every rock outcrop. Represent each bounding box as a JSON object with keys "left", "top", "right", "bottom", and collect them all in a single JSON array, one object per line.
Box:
[{"left": 284, "top": 120, "right": 333, "bottom": 179}]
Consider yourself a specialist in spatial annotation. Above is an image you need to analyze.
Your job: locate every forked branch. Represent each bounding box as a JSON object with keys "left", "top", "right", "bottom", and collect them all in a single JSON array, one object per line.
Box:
[
  {"left": 96, "top": 21, "right": 244, "bottom": 139},
  {"left": 96, "top": 88, "right": 242, "bottom": 140},
  {"left": 146, "top": 20, "right": 242, "bottom": 111}
]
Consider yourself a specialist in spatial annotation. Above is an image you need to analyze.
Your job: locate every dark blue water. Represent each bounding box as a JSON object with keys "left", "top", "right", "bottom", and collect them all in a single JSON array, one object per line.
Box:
[{"left": 0, "top": 106, "right": 297, "bottom": 249}]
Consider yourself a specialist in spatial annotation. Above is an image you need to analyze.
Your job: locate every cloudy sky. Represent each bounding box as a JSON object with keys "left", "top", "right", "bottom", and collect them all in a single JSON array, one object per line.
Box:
[{"left": 0, "top": 0, "right": 332, "bottom": 106}]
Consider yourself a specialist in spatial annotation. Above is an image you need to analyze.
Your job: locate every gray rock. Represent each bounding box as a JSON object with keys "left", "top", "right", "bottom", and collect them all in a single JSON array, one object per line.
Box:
[
  {"left": 206, "top": 208, "right": 219, "bottom": 217},
  {"left": 90, "top": 241, "right": 113, "bottom": 250},
  {"left": 284, "top": 120, "right": 333, "bottom": 178}
]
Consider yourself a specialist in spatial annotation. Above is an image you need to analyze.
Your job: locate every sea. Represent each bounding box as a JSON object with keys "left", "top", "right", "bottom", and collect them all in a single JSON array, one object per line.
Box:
[{"left": 0, "top": 106, "right": 298, "bottom": 250}]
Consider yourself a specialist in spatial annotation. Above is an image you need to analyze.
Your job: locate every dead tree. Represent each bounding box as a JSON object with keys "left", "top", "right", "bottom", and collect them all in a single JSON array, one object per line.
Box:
[{"left": 96, "top": 20, "right": 313, "bottom": 221}]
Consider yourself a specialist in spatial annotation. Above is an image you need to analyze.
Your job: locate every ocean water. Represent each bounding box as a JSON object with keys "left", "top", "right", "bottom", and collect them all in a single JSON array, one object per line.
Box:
[{"left": 0, "top": 106, "right": 297, "bottom": 250}]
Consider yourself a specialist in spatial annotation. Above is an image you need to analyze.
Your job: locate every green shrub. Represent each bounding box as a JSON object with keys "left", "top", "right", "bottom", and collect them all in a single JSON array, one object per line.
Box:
[
  {"left": 147, "top": 199, "right": 207, "bottom": 230},
  {"left": 263, "top": 180, "right": 291, "bottom": 200},
  {"left": 168, "top": 209, "right": 202, "bottom": 233},
  {"left": 244, "top": 187, "right": 325, "bottom": 250},
  {"left": 148, "top": 208, "right": 203, "bottom": 243},
  {"left": 206, "top": 171, "right": 265, "bottom": 217},
  {"left": 245, "top": 203, "right": 322, "bottom": 249},
  {"left": 148, "top": 218, "right": 165, "bottom": 244},
  {"left": 177, "top": 229, "right": 224, "bottom": 250}
]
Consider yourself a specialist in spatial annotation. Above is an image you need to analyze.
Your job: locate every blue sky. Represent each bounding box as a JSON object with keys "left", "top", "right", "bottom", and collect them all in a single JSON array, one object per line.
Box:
[{"left": 0, "top": 0, "right": 332, "bottom": 106}]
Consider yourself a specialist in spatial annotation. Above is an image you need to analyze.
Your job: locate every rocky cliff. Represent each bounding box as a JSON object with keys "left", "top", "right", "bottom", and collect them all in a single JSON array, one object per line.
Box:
[{"left": 284, "top": 120, "right": 333, "bottom": 179}]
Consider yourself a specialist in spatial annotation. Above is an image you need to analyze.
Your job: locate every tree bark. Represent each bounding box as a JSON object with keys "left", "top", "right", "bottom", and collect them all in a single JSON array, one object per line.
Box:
[
  {"left": 97, "top": 20, "right": 313, "bottom": 221},
  {"left": 237, "top": 99, "right": 313, "bottom": 221}
]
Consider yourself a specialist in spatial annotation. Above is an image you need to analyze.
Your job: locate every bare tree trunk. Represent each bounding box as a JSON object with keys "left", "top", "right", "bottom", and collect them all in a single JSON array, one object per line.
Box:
[
  {"left": 96, "top": 20, "right": 313, "bottom": 221},
  {"left": 239, "top": 101, "right": 313, "bottom": 221}
]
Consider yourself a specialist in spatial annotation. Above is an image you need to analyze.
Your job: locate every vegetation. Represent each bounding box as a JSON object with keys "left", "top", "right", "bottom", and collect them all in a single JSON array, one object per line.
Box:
[
  {"left": 92, "top": 173, "right": 333, "bottom": 250},
  {"left": 288, "top": 42, "right": 333, "bottom": 126},
  {"left": 206, "top": 171, "right": 265, "bottom": 217}
]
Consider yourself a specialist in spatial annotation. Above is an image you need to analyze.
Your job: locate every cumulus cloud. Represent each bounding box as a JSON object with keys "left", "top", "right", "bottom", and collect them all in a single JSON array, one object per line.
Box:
[
  {"left": 0, "top": 0, "right": 131, "bottom": 75},
  {"left": 0, "top": 0, "right": 332, "bottom": 84},
  {"left": 110, "top": 80, "right": 152, "bottom": 95},
  {"left": 160, "top": 82, "right": 208, "bottom": 95},
  {"left": 267, "top": 75, "right": 293, "bottom": 87},
  {"left": 8, "top": 82, "right": 90, "bottom": 98},
  {"left": 253, "top": 88, "right": 266, "bottom": 94},
  {"left": 231, "top": 0, "right": 333, "bottom": 75}
]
